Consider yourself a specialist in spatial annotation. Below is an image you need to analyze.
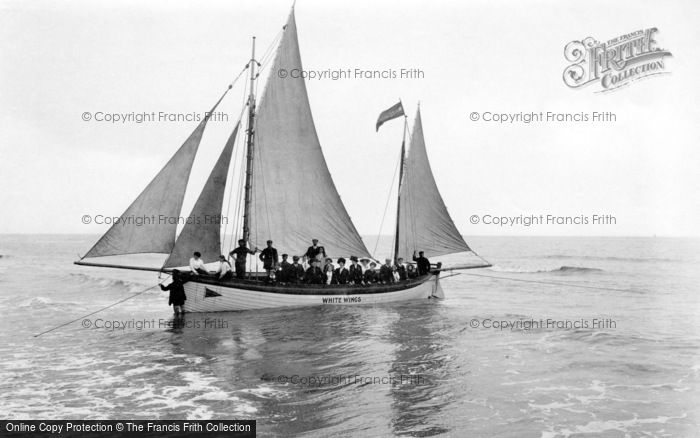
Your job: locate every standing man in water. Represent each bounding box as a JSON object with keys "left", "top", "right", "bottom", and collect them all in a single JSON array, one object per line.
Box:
[
  {"left": 412, "top": 250, "right": 431, "bottom": 276},
  {"left": 160, "top": 269, "right": 188, "bottom": 315},
  {"left": 229, "top": 239, "right": 257, "bottom": 279}
]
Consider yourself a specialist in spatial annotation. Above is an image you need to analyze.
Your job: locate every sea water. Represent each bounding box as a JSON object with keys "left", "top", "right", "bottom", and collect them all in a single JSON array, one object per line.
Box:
[{"left": 0, "top": 235, "right": 698, "bottom": 437}]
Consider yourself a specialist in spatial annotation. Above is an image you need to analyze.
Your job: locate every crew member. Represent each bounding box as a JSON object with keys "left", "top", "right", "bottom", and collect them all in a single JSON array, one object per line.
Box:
[
  {"left": 413, "top": 250, "right": 431, "bottom": 276},
  {"left": 259, "top": 240, "right": 279, "bottom": 280},
  {"left": 229, "top": 239, "right": 257, "bottom": 279},
  {"left": 304, "top": 239, "right": 326, "bottom": 264}
]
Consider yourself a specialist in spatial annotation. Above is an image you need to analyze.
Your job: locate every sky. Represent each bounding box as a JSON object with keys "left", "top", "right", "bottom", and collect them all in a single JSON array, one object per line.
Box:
[{"left": 1, "top": 0, "right": 699, "bottom": 237}]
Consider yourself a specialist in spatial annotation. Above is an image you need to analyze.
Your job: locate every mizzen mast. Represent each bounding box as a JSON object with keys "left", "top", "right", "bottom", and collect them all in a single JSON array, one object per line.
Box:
[{"left": 393, "top": 114, "right": 408, "bottom": 264}]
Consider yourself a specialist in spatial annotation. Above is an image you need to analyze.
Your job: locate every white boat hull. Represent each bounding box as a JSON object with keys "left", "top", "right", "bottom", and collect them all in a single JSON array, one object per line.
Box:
[{"left": 181, "top": 274, "right": 443, "bottom": 312}]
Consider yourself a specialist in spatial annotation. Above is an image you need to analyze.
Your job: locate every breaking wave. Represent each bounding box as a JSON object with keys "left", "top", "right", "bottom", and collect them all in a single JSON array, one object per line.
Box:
[
  {"left": 542, "top": 254, "right": 679, "bottom": 263},
  {"left": 68, "top": 273, "right": 155, "bottom": 294},
  {"left": 490, "top": 265, "right": 603, "bottom": 274}
]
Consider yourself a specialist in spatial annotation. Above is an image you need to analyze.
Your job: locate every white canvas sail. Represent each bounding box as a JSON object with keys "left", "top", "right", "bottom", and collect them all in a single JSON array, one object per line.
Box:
[
  {"left": 249, "top": 10, "right": 370, "bottom": 258},
  {"left": 82, "top": 96, "right": 226, "bottom": 259},
  {"left": 163, "top": 122, "right": 240, "bottom": 269},
  {"left": 396, "top": 109, "right": 470, "bottom": 261}
]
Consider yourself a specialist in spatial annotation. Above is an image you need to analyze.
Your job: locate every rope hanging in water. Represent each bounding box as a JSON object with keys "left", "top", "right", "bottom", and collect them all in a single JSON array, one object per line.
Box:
[{"left": 33, "top": 282, "right": 164, "bottom": 338}]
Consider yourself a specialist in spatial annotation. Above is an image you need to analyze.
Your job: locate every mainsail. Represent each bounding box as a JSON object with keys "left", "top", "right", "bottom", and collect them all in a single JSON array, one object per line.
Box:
[
  {"left": 163, "top": 122, "right": 240, "bottom": 268},
  {"left": 249, "top": 10, "right": 370, "bottom": 258},
  {"left": 396, "top": 109, "right": 470, "bottom": 261},
  {"left": 82, "top": 96, "right": 226, "bottom": 259}
]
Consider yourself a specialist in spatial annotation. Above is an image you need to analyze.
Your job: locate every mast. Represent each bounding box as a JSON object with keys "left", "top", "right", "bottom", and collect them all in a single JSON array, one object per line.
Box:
[
  {"left": 393, "top": 114, "right": 408, "bottom": 264},
  {"left": 242, "top": 36, "right": 257, "bottom": 243}
]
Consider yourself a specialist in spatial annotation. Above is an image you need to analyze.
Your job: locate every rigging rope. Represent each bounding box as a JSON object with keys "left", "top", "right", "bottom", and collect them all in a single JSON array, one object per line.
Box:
[
  {"left": 372, "top": 151, "right": 402, "bottom": 258},
  {"left": 258, "top": 27, "right": 284, "bottom": 69},
  {"left": 33, "top": 283, "right": 163, "bottom": 337},
  {"left": 469, "top": 249, "right": 492, "bottom": 266}
]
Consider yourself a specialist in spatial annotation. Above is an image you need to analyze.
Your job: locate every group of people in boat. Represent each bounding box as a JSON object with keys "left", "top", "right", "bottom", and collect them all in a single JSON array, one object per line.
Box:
[
  {"left": 161, "top": 238, "right": 432, "bottom": 314},
  {"left": 186, "top": 238, "right": 432, "bottom": 286}
]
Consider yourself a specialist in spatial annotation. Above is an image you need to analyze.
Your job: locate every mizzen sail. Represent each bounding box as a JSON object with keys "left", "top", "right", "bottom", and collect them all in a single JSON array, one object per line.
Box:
[
  {"left": 249, "top": 10, "right": 370, "bottom": 258},
  {"left": 396, "top": 108, "right": 470, "bottom": 261},
  {"left": 82, "top": 94, "right": 226, "bottom": 259},
  {"left": 163, "top": 122, "right": 240, "bottom": 268}
]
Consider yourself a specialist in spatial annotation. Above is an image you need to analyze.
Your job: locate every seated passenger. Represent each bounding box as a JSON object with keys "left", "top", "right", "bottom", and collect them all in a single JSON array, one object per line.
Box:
[
  {"left": 360, "top": 258, "right": 370, "bottom": 273},
  {"left": 406, "top": 263, "right": 417, "bottom": 278},
  {"left": 332, "top": 258, "right": 349, "bottom": 285},
  {"left": 396, "top": 257, "right": 408, "bottom": 281},
  {"left": 215, "top": 255, "right": 232, "bottom": 281},
  {"left": 301, "top": 255, "right": 310, "bottom": 271},
  {"left": 278, "top": 254, "right": 291, "bottom": 283},
  {"left": 364, "top": 262, "right": 378, "bottom": 284},
  {"left": 305, "top": 260, "right": 325, "bottom": 285},
  {"left": 189, "top": 251, "right": 208, "bottom": 276},
  {"left": 323, "top": 257, "right": 335, "bottom": 285},
  {"left": 379, "top": 258, "right": 395, "bottom": 284},
  {"left": 289, "top": 255, "right": 305, "bottom": 284},
  {"left": 348, "top": 256, "right": 363, "bottom": 285}
]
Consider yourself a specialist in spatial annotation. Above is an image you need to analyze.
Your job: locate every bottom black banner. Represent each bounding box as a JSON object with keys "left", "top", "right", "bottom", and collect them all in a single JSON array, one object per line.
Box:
[{"left": 1, "top": 420, "right": 256, "bottom": 437}]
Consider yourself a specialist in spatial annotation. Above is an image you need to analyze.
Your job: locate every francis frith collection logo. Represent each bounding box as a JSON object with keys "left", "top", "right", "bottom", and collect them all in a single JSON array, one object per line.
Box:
[{"left": 563, "top": 28, "right": 672, "bottom": 92}]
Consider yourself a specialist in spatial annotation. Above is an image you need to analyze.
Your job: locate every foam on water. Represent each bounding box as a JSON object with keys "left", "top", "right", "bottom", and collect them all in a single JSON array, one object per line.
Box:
[{"left": 490, "top": 265, "right": 605, "bottom": 274}]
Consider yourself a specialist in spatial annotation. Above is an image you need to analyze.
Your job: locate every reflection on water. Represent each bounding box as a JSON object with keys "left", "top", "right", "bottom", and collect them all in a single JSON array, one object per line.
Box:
[
  {"left": 387, "top": 306, "right": 451, "bottom": 436},
  {"left": 166, "top": 302, "right": 454, "bottom": 436}
]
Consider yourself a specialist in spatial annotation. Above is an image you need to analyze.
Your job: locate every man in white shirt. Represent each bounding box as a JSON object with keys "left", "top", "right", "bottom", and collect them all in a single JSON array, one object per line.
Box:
[{"left": 189, "top": 251, "right": 208, "bottom": 276}]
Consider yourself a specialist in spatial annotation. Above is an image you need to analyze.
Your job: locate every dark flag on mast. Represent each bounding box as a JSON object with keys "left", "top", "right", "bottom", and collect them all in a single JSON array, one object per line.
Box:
[{"left": 376, "top": 101, "right": 405, "bottom": 131}]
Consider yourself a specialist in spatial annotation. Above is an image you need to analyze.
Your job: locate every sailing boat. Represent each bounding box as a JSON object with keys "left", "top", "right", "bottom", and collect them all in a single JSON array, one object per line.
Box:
[{"left": 75, "top": 8, "right": 490, "bottom": 311}]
